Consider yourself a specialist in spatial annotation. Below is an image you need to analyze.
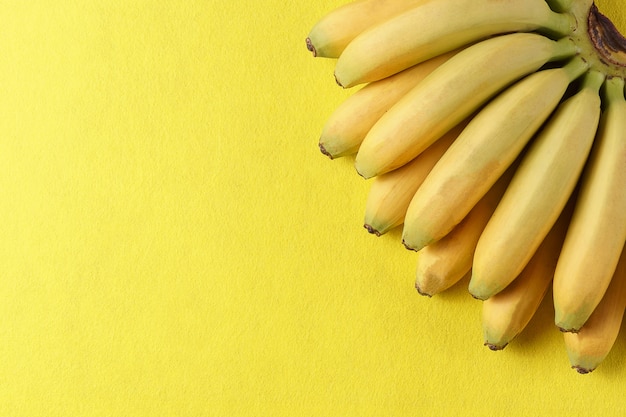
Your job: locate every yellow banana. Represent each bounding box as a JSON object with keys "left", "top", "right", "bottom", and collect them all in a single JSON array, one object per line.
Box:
[
  {"left": 553, "top": 76, "right": 626, "bottom": 333},
  {"left": 481, "top": 201, "right": 572, "bottom": 350},
  {"left": 469, "top": 70, "right": 604, "bottom": 301},
  {"left": 415, "top": 165, "right": 513, "bottom": 297},
  {"left": 363, "top": 122, "right": 464, "bottom": 236},
  {"left": 364, "top": 119, "right": 471, "bottom": 237},
  {"left": 319, "top": 51, "right": 456, "bottom": 159},
  {"left": 563, "top": 246, "right": 626, "bottom": 374},
  {"left": 401, "top": 57, "right": 588, "bottom": 252},
  {"left": 353, "top": 33, "right": 577, "bottom": 178},
  {"left": 306, "top": 0, "right": 431, "bottom": 59},
  {"left": 333, "top": 0, "right": 576, "bottom": 87}
]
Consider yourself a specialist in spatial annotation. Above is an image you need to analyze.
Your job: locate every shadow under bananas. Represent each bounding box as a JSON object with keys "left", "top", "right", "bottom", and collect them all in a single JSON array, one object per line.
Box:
[
  {"left": 500, "top": 286, "right": 626, "bottom": 377},
  {"left": 330, "top": 155, "right": 626, "bottom": 374},
  {"left": 505, "top": 286, "right": 560, "bottom": 351},
  {"left": 384, "top": 222, "right": 475, "bottom": 302},
  {"left": 378, "top": 221, "right": 626, "bottom": 375},
  {"left": 594, "top": 316, "right": 626, "bottom": 378}
]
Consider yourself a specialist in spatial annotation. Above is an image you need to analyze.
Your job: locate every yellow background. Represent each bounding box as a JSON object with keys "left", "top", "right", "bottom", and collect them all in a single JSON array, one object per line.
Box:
[{"left": 0, "top": 0, "right": 624, "bottom": 415}]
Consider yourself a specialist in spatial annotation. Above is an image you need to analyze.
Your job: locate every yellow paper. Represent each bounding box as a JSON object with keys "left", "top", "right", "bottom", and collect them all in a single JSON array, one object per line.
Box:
[{"left": 0, "top": 1, "right": 625, "bottom": 416}]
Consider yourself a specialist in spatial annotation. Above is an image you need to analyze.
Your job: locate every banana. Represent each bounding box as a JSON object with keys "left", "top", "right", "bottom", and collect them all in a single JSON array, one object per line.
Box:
[
  {"left": 469, "top": 70, "right": 604, "bottom": 301},
  {"left": 363, "top": 121, "right": 465, "bottom": 236},
  {"left": 563, "top": 245, "right": 626, "bottom": 374},
  {"left": 553, "top": 76, "right": 626, "bottom": 333},
  {"left": 333, "top": 0, "right": 576, "bottom": 87},
  {"left": 415, "top": 165, "right": 514, "bottom": 297},
  {"left": 353, "top": 33, "right": 578, "bottom": 178},
  {"left": 320, "top": 51, "right": 456, "bottom": 159},
  {"left": 401, "top": 57, "right": 588, "bottom": 253},
  {"left": 306, "top": 0, "right": 431, "bottom": 59},
  {"left": 481, "top": 200, "right": 573, "bottom": 350}
]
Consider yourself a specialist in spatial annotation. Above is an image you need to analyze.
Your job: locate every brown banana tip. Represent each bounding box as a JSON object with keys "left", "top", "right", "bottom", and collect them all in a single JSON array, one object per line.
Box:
[
  {"left": 333, "top": 72, "right": 346, "bottom": 89},
  {"left": 415, "top": 283, "right": 432, "bottom": 298},
  {"left": 469, "top": 292, "right": 487, "bottom": 301},
  {"left": 363, "top": 224, "right": 381, "bottom": 237},
  {"left": 557, "top": 326, "right": 580, "bottom": 333},
  {"left": 572, "top": 365, "right": 594, "bottom": 374},
  {"left": 355, "top": 168, "right": 367, "bottom": 179},
  {"left": 305, "top": 38, "right": 317, "bottom": 57},
  {"left": 402, "top": 239, "right": 418, "bottom": 252},
  {"left": 485, "top": 342, "right": 507, "bottom": 351},
  {"left": 319, "top": 143, "right": 333, "bottom": 159}
]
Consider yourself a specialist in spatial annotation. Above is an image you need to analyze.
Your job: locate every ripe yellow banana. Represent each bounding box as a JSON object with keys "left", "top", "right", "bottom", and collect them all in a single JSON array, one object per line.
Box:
[
  {"left": 353, "top": 33, "right": 577, "bottom": 178},
  {"left": 469, "top": 70, "right": 604, "bottom": 301},
  {"left": 481, "top": 201, "right": 572, "bottom": 350},
  {"left": 333, "top": 0, "right": 576, "bottom": 87},
  {"left": 415, "top": 165, "right": 513, "bottom": 297},
  {"left": 401, "top": 57, "right": 588, "bottom": 252},
  {"left": 363, "top": 122, "right": 465, "bottom": 236},
  {"left": 563, "top": 246, "right": 626, "bottom": 374},
  {"left": 319, "top": 51, "right": 456, "bottom": 159},
  {"left": 306, "top": 0, "right": 431, "bottom": 59},
  {"left": 553, "top": 76, "right": 626, "bottom": 333}
]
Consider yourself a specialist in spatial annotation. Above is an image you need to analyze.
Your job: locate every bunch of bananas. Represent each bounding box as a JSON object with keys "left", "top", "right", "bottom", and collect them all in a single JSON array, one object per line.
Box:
[{"left": 306, "top": 0, "right": 626, "bottom": 374}]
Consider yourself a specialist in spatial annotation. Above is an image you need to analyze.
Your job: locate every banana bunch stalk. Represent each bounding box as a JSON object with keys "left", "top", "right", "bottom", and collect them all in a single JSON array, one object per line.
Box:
[{"left": 306, "top": 0, "right": 626, "bottom": 373}]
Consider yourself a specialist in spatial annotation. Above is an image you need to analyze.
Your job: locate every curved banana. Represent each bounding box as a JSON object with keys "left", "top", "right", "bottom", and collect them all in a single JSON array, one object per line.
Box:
[
  {"left": 354, "top": 33, "right": 577, "bottom": 178},
  {"left": 553, "top": 76, "right": 626, "bottom": 333},
  {"left": 363, "top": 121, "right": 464, "bottom": 236},
  {"left": 306, "top": 0, "right": 431, "bottom": 59},
  {"left": 469, "top": 70, "right": 604, "bottom": 301},
  {"left": 415, "top": 165, "right": 513, "bottom": 297},
  {"left": 320, "top": 51, "right": 456, "bottom": 159},
  {"left": 401, "top": 57, "right": 588, "bottom": 252},
  {"left": 333, "top": 0, "right": 576, "bottom": 87},
  {"left": 563, "top": 245, "right": 626, "bottom": 374},
  {"left": 481, "top": 201, "right": 572, "bottom": 351}
]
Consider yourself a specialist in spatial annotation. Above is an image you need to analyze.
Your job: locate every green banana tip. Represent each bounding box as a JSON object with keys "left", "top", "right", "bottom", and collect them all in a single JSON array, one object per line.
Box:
[
  {"left": 354, "top": 166, "right": 373, "bottom": 180},
  {"left": 415, "top": 283, "right": 433, "bottom": 298},
  {"left": 364, "top": 224, "right": 382, "bottom": 237},
  {"left": 468, "top": 290, "right": 488, "bottom": 301},
  {"left": 555, "top": 316, "right": 582, "bottom": 333},
  {"left": 468, "top": 277, "right": 492, "bottom": 301},
  {"left": 319, "top": 143, "right": 333, "bottom": 159},
  {"left": 333, "top": 72, "right": 346, "bottom": 89},
  {"left": 402, "top": 239, "right": 419, "bottom": 252}
]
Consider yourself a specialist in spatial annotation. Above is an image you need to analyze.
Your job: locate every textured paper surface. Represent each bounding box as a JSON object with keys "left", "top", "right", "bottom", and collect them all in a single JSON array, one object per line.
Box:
[{"left": 0, "top": 1, "right": 625, "bottom": 415}]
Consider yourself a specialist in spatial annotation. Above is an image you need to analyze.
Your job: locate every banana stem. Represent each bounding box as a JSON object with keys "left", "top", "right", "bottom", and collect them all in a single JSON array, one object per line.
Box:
[
  {"left": 545, "top": 9, "right": 578, "bottom": 38},
  {"left": 545, "top": 0, "right": 575, "bottom": 13},
  {"left": 603, "top": 76, "right": 626, "bottom": 105},
  {"left": 562, "top": 56, "right": 589, "bottom": 81},
  {"left": 551, "top": 37, "right": 579, "bottom": 61},
  {"left": 581, "top": 70, "right": 606, "bottom": 92}
]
